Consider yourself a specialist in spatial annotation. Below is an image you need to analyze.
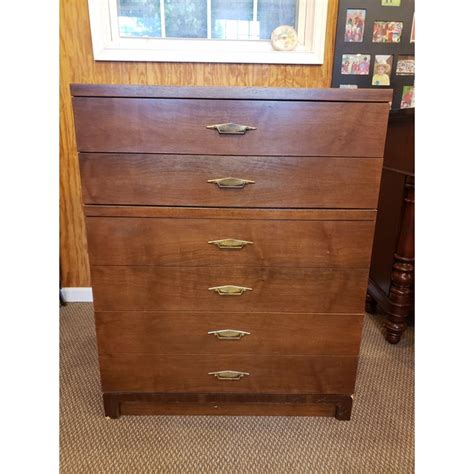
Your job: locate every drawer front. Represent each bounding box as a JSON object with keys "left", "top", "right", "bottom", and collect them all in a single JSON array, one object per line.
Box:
[
  {"left": 96, "top": 312, "right": 364, "bottom": 356},
  {"left": 86, "top": 217, "right": 375, "bottom": 268},
  {"left": 80, "top": 154, "right": 382, "bottom": 209},
  {"left": 91, "top": 266, "right": 368, "bottom": 313},
  {"left": 99, "top": 353, "right": 358, "bottom": 394},
  {"left": 73, "top": 98, "right": 389, "bottom": 157}
]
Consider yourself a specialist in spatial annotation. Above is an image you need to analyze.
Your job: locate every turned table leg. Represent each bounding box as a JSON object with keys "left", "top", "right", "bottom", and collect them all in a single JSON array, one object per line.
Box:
[{"left": 385, "top": 176, "right": 414, "bottom": 344}]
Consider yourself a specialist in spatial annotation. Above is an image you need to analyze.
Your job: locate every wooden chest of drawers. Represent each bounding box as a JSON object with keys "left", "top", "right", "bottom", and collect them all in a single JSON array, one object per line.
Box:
[{"left": 71, "top": 85, "right": 391, "bottom": 420}]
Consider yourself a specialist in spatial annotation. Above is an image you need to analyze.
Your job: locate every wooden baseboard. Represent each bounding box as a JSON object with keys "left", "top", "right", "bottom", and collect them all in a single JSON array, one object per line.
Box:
[{"left": 60, "top": 287, "right": 93, "bottom": 302}]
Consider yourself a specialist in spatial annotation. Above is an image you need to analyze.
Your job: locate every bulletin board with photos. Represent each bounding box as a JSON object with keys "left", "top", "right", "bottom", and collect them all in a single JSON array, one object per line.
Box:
[{"left": 331, "top": 0, "right": 414, "bottom": 110}]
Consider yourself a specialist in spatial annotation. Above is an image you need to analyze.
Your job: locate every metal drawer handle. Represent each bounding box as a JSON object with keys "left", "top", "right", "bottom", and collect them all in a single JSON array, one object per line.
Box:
[
  {"left": 208, "top": 329, "right": 251, "bottom": 340},
  {"left": 208, "top": 177, "right": 255, "bottom": 189},
  {"left": 208, "top": 238, "right": 254, "bottom": 249},
  {"left": 208, "top": 370, "right": 250, "bottom": 380},
  {"left": 208, "top": 285, "right": 252, "bottom": 296},
  {"left": 206, "top": 122, "right": 256, "bottom": 135}
]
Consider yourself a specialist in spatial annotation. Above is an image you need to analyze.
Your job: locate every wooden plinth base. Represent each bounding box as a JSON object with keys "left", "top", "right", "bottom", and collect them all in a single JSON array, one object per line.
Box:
[{"left": 103, "top": 393, "right": 353, "bottom": 420}]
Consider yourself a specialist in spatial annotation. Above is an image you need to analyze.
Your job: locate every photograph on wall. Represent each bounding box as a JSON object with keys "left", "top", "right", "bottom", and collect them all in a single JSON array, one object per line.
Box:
[
  {"left": 372, "top": 55, "right": 393, "bottom": 86},
  {"left": 400, "top": 85, "right": 415, "bottom": 109},
  {"left": 339, "top": 84, "right": 358, "bottom": 89},
  {"left": 372, "top": 21, "right": 403, "bottom": 43},
  {"left": 381, "top": 0, "right": 401, "bottom": 5},
  {"left": 344, "top": 9, "right": 366, "bottom": 42},
  {"left": 341, "top": 54, "right": 371, "bottom": 75},
  {"left": 396, "top": 55, "right": 415, "bottom": 75},
  {"left": 410, "top": 13, "right": 415, "bottom": 42}
]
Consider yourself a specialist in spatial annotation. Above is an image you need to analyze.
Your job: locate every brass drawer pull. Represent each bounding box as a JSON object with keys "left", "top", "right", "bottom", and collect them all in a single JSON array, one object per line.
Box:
[
  {"left": 208, "top": 329, "right": 250, "bottom": 340},
  {"left": 206, "top": 122, "right": 256, "bottom": 135},
  {"left": 208, "top": 177, "right": 255, "bottom": 189},
  {"left": 208, "top": 370, "right": 250, "bottom": 380},
  {"left": 208, "top": 238, "right": 253, "bottom": 249},
  {"left": 208, "top": 285, "right": 252, "bottom": 296}
]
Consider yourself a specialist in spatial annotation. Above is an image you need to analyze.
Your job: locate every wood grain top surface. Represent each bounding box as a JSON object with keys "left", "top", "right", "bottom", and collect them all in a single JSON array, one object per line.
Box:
[{"left": 71, "top": 83, "right": 393, "bottom": 102}]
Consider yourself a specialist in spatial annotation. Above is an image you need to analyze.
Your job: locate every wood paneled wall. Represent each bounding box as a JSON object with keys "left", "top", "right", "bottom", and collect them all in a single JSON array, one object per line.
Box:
[{"left": 60, "top": 0, "right": 339, "bottom": 287}]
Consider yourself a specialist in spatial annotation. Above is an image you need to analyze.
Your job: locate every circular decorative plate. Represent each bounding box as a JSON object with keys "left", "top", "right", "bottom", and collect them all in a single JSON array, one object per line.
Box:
[{"left": 271, "top": 25, "right": 298, "bottom": 51}]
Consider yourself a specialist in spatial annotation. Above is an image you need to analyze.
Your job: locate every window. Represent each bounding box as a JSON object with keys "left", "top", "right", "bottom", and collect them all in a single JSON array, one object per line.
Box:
[{"left": 88, "top": 0, "right": 329, "bottom": 64}]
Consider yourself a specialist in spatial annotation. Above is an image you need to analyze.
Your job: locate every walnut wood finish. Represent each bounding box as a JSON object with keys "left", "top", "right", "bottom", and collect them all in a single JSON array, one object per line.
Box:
[
  {"left": 99, "top": 354, "right": 358, "bottom": 394},
  {"left": 91, "top": 266, "right": 369, "bottom": 314},
  {"left": 95, "top": 312, "right": 363, "bottom": 356},
  {"left": 103, "top": 393, "right": 353, "bottom": 420},
  {"left": 73, "top": 98, "right": 389, "bottom": 157},
  {"left": 366, "top": 109, "right": 414, "bottom": 344},
  {"left": 381, "top": 109, "right": 414, "bottom": 175},
  {"left": 368, "top": 170, "right": 407, "bottom": 295},
  {"left": 365, "top": 293, "right": 377, "bottom": 314},
  {"left": 119, "top": 401, "right": 336, "bottom": 417},
  {"left": 60, "top": 0, "right": 341, "bottom": 288},
  {"left": 102, "top": 393, "right": 120, "bottom": 419},
  {"left": 70, "top": 84, "right": 392, "bottom": 420},
  {"left": 384, "top": 176, "right": 414, "bottom": 344},
  {"left": 72, "top": 84, "right": 392, "bottom": 102},
  {"left": 80, "top": 154, "right": 383, "bottom": 208},
  {"left": 86, "top": 217, "right": 375, "bottom": 268},
  {"left": 84, "top": 206, "right": 377, "bottom": 221}
]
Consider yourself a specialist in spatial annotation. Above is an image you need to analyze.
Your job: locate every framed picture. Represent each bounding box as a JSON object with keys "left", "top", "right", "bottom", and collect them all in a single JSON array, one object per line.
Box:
[
  {"left": 396, "top": 55, "right": 415, "bottom": 75},
  {"left": 400, "top": 85, "right": 415, "bottom": 109},
  {"left": 332, "top": 0, "right": 414, "bottom": 110},
  {"left": 344, "top": 9, "right": 366, "bottom": 42},
  {"left": 372, "top": 55, "right": 393, "bottom": 86},
  {"left": 410, "top": 13, "right": 415, "bottom": 43},
  {"left": 373, "top": 21, "right": 403, "bottom": 43},
  {"left": 341, "top": 54, "right": 371, "bottom": 75}
]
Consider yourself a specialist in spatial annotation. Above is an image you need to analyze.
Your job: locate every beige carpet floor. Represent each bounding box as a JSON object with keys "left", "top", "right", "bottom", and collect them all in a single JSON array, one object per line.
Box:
[{"left": 60, "top": 303, "right": 414, "bottom": 473}]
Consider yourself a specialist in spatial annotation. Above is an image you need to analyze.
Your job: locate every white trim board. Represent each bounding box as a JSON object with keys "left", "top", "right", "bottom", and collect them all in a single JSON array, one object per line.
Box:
[
  {"left": 88, "top": 0, "right": 328, "bottom": 64},
  {"left": 61, "top": 287, "right": 93, "bottom": 302}
]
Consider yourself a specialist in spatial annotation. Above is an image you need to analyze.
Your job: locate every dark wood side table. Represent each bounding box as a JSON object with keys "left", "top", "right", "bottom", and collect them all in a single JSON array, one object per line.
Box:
[{"left": 366, "top": 108, "right": 414, "bottom": 344}]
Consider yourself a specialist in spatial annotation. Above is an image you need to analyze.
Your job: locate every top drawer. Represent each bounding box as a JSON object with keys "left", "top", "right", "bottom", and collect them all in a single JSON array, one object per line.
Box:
[{"left": 72, "top": 98, "right": 389, "bottom": 157}]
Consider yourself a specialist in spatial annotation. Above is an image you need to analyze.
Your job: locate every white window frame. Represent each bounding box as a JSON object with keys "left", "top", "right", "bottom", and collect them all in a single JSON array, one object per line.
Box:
[{"left": 88, "top": 0, "right": 329, "bottom": 64}]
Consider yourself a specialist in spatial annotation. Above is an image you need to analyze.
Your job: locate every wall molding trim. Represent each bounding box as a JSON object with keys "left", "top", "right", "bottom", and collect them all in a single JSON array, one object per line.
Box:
[{"left": 61, "top": 287, "right": 93, "bottom": 302}]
